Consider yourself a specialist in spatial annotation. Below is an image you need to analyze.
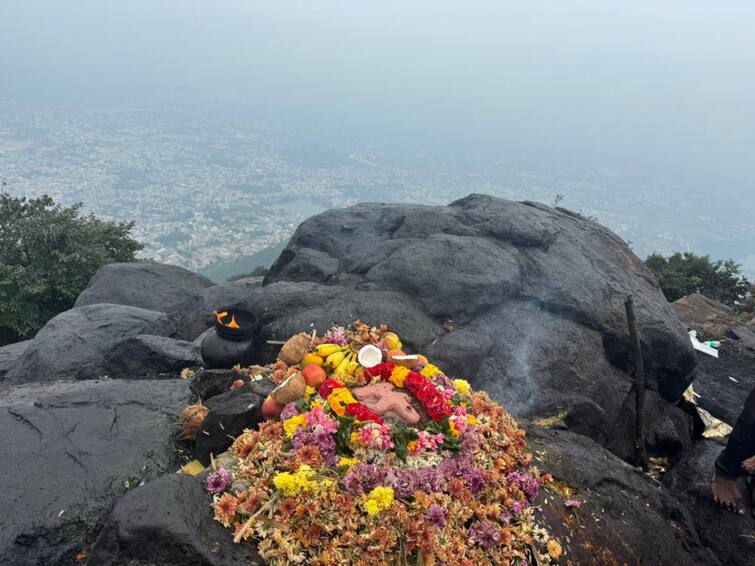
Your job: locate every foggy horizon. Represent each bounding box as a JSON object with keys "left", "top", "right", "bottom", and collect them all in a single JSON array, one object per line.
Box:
[{"left": 1, "top": 0, "right": 754, "bottom": 274}]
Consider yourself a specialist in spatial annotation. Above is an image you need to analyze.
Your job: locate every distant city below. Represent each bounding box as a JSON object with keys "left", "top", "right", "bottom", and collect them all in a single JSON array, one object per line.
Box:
[{"left": 2, "top": 101, "right": 753, "bottom": 280}]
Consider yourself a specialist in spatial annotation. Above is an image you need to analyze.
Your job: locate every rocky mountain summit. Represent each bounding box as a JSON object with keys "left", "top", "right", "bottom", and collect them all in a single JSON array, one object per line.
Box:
[{"left": 1, "top": 194, "right": 753, "bottom": 565}]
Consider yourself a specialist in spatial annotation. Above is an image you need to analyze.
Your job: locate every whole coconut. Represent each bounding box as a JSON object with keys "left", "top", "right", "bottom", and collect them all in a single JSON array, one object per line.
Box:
[{"left": 179, "top": 403, "right": 209, "bottom": 440}]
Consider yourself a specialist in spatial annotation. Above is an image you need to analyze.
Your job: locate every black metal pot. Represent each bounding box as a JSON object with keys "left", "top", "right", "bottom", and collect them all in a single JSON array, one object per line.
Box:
[{"left": 200, "top": 308, "right": 257, "bottom": 369}]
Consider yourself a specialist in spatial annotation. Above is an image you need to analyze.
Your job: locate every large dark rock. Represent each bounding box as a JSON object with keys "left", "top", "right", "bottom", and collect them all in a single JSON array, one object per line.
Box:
[
  {"left": 89, "top": 473, "right": 262, "bottom": 566},
  {"left": 693, "top": 346, "right": 755, "bottom": 426},
  {"left": 75, "top": 261, "right": 214, "bottom": 313},
  {"left": 0, "top": 379, "right": 191, "bottom": 566},
  {"left": 189, "top": 370, "right": 275, "bottom": 402},
  {"left": 0, "top": 340, "right": 30, "bottom": 380},
  {"left": 664, "top": 439, "right": 755, "bottom": 566},
  {"left": 194, "top": 388, "right": 266, "bottom": 465},
  {"left": 528, "top": 426, "right": 720, "bottom": 566},
  {"left": 673, "top": 293, "right": 738, "bottom": 337},
  {"left": 258, "top": 196, "right": 695, "bottom": 456},
  {"left": 726, "top": 325, "right": 755, "bottom": 354},
  {"left": 4, "top": 304, "right": 175, "bottom": 384},
  {"left": 189, "top": 369, "right": 241, "bottom": 401},
  {"left": 104, "top": 335, "right": 202, "bottom": 378}
]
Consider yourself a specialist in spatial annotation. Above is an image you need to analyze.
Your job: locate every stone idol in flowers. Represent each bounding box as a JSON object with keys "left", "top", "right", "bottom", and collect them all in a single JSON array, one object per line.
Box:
[{"left": 208, "top": 321, "right": 561, "bottom": 565}]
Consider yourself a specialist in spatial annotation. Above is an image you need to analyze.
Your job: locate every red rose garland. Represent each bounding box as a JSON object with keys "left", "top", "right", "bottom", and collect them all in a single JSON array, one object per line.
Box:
[{"left": 364, "top": 363, "right": 452, "bottom": 422}]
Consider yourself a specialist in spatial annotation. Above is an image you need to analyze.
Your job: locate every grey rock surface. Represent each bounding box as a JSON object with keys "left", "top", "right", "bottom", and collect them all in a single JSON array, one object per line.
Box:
[
  {"left": 4, "top": 304, "right": 175, "bottom": 384},
  {"left": 75, "top": 261, "right": 214, "bottom": 313},
  {"left": 0, "top": 339, "right": 30, "bottom": 380},
  {"left": 104, "top": 334, "right": 202, "bottom": 378},
  {"left": 194, "top": 388, "right": 266, "bottom": 465},
  {"left": 89, "top": 473, "right": 262, "bottom": 566},
  {"left": 693, "top": 346, "right": 755, "bottom": 426},
  {"left": 528, "top": 426, "right": 720, "bottom": 566},
  {"left": 0, "top": 378, "right": 191, "bottom": 565},
  {"left": 673, "top": 293, "right": 737, "bottom": 337}
]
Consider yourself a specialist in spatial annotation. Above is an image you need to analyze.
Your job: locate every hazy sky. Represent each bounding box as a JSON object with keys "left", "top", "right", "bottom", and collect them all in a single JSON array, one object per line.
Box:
[{"left": 2, "top": 0, "right": 755, "bottom": 185}]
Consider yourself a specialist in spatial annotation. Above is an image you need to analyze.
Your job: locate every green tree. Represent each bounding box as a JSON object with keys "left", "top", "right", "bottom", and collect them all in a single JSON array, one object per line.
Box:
[
  {"left": 0, "top": 194, "right": 143, "bottom": 345},
  {"left": 644, "top": 251, "right": 751, "bottom": 307}
]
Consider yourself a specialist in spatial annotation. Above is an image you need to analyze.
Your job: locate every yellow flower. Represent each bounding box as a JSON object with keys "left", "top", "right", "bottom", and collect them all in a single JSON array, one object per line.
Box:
[
  {"left": 339, "top": 457, "right": 359, "bottom": 471},
  {"left": 448, "top": 420, "right": 460, "bottom": 437},
  {"left": 327, "top": 388, "right": 357, "bottom": 416},
  {"left": 388, "top": 365, "right": 410, "bottom": 388},
  {"left": 273, "top": 471, "right": 298, "bottom": 495},
  {"left": 407, "top": 440, "right": 418, "bottom": 453},
  {"left": 364, "top": 486, "right": 394, "bottom": 515},
  {"left": 305, "top": 387, "right": 317, "bottom": 401},
  {"left": 453, "top": 379, "right": 471, "bottom": 395},
  {"left": 547, "top": 538, "right": 563, "bottom": 559},
  {"left": 282, "top": 414, "right": 307, "bottom": 438},
  {"left": 420, "top": 364, "right": 442, "bottom": 379},
  {"left": 466, "top": 414, "right": 478, "bottom": 426},
  {"left": 273, "top": 465, "right": 316, "bottom": 496}
]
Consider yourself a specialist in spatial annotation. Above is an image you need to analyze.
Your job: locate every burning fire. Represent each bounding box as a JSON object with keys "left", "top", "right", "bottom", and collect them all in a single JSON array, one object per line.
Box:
[{"left": 214, "top": 310, "right": 240, "bottom": 329}]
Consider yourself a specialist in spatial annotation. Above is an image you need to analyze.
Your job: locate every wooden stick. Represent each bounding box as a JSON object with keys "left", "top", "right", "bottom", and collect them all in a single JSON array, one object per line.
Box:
[{"left": 625, "top": 295, "right": 649, "bottom": 471}]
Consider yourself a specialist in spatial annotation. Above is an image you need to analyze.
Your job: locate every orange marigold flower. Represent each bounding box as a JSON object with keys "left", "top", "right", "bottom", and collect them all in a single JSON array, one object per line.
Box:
[
  {"left": 214, "top": 493, "right": 239, "bottom": 527},
  {"left": 547, "top": 538, "right": 563, "bottom": 559}
]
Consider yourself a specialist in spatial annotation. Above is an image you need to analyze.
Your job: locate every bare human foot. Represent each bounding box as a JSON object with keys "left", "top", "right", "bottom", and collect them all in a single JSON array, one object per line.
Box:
[
  {"left": 711, "top": 469, "right": 745, "bottom": 515},
  {"left": 743, "top": 455, "right": 755, "bottom": 475}
]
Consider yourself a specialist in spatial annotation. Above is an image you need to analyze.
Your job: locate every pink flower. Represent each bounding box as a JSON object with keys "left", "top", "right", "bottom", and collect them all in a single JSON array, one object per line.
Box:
[
  {"left": 305, "top": 405, "right": 338, "bottom": 433},
  {"left": 410, "top": 431, "right": 445, "bottom": 454},
  {"left": 357, "top": 423, "right": 394, "bottom": 450},
  {"left": 207, "top": 468, "right": 232, "bottom": 494}
]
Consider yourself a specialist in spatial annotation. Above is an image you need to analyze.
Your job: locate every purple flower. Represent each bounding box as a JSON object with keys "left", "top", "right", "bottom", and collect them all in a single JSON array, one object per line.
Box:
[
  {"left": 391, "top": 469, "right": 417, "bottom": 498},
  {"left": 206, "top": 468, "right": 231, "bottom": 494},
  {"left": 499, "top": 511, "right": 512, "bottom": 524},
  {"left": 292, "top": 428, "right": 338, "bottom": 466},
  {"left": 343, "top": 464, "right": 390, "bottom": 495},
  {"left": 464, "top": 468, "right": 486, "bottom": 493},
  {"left": 468, "top": 521, "right": 501, "bottom": 549},
  {"left": 280, "top": 402, "right": 301, "bottom": 420},
  {"left": 460, "top": 427, "right": 480, "bottom": 453},
  {"left": 426, "top": 504, "right": 447, "bottom": 527},
  {"left": 507, "top": 471, "right": 540, "bottom": 501},
  {"left": 522, "top": 476, "right": 540, "bottom": 500},
  {"left": 325, "top": 328, "right": 348, "bottom": 345}
]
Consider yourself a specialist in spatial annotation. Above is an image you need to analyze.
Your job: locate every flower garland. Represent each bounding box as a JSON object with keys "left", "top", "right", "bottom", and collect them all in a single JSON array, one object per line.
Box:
[{"left": 363, "top": 362, "right": 453, "bottom": 422}]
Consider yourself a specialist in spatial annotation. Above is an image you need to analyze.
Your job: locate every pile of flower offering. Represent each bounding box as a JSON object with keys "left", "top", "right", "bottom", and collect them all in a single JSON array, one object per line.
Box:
[{"left": 209, "top": 321, "right": 561, "bottom": 565}]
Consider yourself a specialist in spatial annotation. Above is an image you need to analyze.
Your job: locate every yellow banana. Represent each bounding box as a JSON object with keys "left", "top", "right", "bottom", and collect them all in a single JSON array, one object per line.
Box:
[
  {"left": 316, "top": 343, "right": 342, "bottom": 357},
  {"left": 334, "top": 355, "right": 351, "bottom": 376},
  {"left": 346, "top": 357, "right": 359, "bottom": 375},
  {"left": 325, "top": 350, "right": 346, "bottom": 369}
]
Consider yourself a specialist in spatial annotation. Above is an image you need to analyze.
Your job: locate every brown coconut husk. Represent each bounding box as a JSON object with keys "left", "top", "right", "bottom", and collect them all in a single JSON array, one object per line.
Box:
[
  {"left": 277, "top": 334, "right": 311, "bottom": 365},
  {"left": 270, "top": 371, "right": 307, "bottom": 405},
  {"left": 179, "top": 403, "right": 209, "bottom": 440}
]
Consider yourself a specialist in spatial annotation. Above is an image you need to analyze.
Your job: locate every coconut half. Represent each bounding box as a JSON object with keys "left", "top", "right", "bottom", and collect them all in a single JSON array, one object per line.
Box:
[{"left": 357, "top": 344, "right": 383, "bottom": 368}]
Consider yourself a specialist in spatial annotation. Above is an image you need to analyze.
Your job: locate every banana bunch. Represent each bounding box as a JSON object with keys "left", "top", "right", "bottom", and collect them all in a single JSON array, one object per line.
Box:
[{"left": 315, "top": 343, "right": 361, "bottom": 379}]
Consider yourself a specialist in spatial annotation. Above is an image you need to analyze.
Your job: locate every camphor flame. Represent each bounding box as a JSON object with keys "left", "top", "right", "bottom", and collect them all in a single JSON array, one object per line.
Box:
[{"left": 214, "top": 310, "right": 241, "bottom": 329}]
